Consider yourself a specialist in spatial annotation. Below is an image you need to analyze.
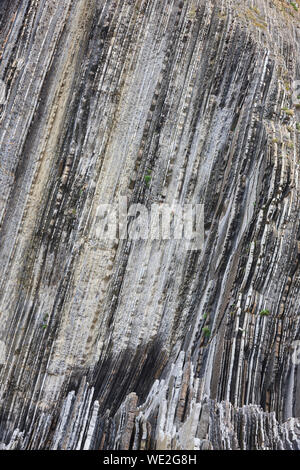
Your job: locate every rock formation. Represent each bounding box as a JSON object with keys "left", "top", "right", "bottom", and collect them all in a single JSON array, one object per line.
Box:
[{"left": 0, "top": 0, "right": 299, "bottom": 450}]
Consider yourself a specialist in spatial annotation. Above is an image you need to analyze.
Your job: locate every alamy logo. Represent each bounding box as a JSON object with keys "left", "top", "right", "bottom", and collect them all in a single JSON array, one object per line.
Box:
[{"left": 94, "top": 197, "right": 204, "bottom": 251}]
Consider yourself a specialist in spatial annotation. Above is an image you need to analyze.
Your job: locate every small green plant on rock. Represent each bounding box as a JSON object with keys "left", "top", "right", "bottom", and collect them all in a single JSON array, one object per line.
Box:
[
  {"left": 188, "top": 5, "right": 197, "bottom": 18},
  {"left": 291, "top": 2, "right": 299, "bottom": 12},
  {"left": 259, "top": 309, "right": 270, "bottom": 317},
  {"left": 144, "top": 170, "right": 151, "bottom": 186},
  {"left": 203, "top": 326, "right": 211, "bottom": 338},
  {"left": 282, "top": 107, "right": 294, "bottom": 116}
]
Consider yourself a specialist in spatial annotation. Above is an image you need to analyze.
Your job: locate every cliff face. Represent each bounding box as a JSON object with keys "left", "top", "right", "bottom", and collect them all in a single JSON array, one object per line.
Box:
[{"left": 0, "top": 0, "right": 299, "bottom": 450}]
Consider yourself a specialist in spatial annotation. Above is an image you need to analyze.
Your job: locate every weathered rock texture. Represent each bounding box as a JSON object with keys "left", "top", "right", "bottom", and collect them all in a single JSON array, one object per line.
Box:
[{"left": 0, "top": 0, "right": 300, "bottom": 450}]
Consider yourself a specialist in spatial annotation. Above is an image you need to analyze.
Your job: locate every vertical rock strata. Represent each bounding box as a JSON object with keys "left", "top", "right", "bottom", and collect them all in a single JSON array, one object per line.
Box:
[{"left": 0, "top": 0, "right": 299, "bottom": 450}]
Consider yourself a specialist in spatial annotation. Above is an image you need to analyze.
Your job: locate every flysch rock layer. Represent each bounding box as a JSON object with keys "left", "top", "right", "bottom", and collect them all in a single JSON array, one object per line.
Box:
[{"left": 0, "top": 0, "right": 299, "bottom": 450}]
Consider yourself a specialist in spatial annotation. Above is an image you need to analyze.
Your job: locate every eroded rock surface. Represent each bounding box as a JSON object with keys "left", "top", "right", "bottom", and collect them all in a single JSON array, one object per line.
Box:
[{"left": 0, "top": 0, "right": 299, "bottom": 450}]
